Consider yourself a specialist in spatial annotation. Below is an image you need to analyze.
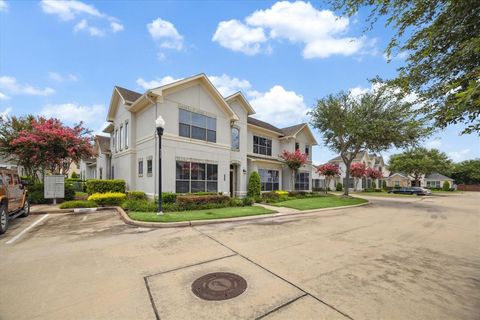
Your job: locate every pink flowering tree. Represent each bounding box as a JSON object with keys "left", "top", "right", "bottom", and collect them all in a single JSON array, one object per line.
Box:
[
  {"left": 316, "top": 163, "right": 340, "bottom": 194},
  {"left": 366, "top": 168, "right": 383, "bottom": 188},
  {"left": 279, "top": 149, "right": 308, "bottom": 190},
  {"left": 349, "top": 162, "right": 367, "bottom": 191},
  {"left": 6, "top": 116, "right": 94, "bottom": 178}
]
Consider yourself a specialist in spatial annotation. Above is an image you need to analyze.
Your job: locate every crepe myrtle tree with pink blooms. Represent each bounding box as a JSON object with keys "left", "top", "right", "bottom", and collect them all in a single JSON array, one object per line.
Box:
[
  {"left": 366, "top": 167, "right": 383, "bottom": 188},
  {"left": 316, "top": 163, "right": 340, "bottom": 194},
  {"left": 349, "top": 162, "right": 367, "bottom": 191},
  {"left": 279, "top": 149, "right": 308, "bottom": 190}
]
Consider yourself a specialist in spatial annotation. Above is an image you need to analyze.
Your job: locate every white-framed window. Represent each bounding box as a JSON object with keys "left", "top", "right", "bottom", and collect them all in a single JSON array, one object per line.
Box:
[
  {"left": 305, "top": 145, "right": 310, "bottom": 157},
  {"left": 138, "top": 158, "right": 143, "bottom": 177},
  {"left": 176, "top": 161, "right": 218, "bottom": 193},
  {"left": 253, "top": 136, "right": 272, "bottom": 156},
  {"left": 426, "top": 181, "right": 441, "bottom": 188},
  {"left": 114, "top": 130, "right": 118, "bottom": 152},
  {"left": 395, "top": 181, "right": 400, "bottom": 187},
  {"left": 124, "top": 121, "right": 129, "bottom": 149},
  {"left": 119, "top": 125, "right": 123, "bottom": 151},
  {"left": 259, "top": 169, "right": 279, "bottom": 191},
  {"left": 179, "top": 109, "right": 216, "bottom": 143},
  {"left": 147, "top": 156, "right": 153, "bottom": 177},
  {"left": 296, "top": 172, "right": 310, "bottom": 190},
  {"left": 231, "top": 127, "right": 240, "bottom": 150}
]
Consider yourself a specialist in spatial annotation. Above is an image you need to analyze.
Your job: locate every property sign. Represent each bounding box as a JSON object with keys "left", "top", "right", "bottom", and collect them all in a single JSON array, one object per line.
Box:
[{"left": 44, "top": 175, "right": 65, "bottom": 199}]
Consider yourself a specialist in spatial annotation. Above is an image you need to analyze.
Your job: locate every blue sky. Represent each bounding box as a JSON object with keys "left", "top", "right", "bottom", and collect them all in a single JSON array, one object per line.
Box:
[{"left": 0, "top": 0, "right": 478, "bottom": 164}]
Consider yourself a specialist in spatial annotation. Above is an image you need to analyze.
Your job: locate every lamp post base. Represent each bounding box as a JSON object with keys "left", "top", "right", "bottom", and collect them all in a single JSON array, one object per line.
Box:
[{"left": 156, "top": 211, "right": 164, "bottom": 216}]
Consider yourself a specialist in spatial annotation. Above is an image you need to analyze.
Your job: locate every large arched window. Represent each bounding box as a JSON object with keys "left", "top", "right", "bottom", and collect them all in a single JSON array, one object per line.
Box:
[{"left": 231, "top": 127, "right": 240, "bottom": 150}]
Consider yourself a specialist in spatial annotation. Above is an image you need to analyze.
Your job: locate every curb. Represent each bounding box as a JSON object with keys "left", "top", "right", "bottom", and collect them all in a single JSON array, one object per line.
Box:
[
  {"left": 115, "top": 201, "right": 370, "bottom": 228},
  {"left": 31, "top": 207, "right": 113, "bottom": 215}
]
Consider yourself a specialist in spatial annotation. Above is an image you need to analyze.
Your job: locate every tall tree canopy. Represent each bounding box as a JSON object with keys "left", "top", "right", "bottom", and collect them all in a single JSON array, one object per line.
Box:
[
  {"left": 309, "top": 86, "right": 429, "bottom": 196},
  {"left": 448, "top": 159, "right": 480, "bottom": 184},
  {"left": 331, "top": 0, "right": 480, "bottom": 134},
  {"left": 388, "top": 148, "right": 452, "bottom": 185}
]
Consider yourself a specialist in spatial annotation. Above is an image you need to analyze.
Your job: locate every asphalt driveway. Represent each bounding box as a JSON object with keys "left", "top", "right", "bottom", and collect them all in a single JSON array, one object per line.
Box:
[{"left": 1, "top": 193, "right": 479, "bottom": 319}]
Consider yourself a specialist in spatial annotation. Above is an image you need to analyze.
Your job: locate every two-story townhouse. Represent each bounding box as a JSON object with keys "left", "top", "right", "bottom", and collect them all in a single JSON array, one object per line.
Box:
[
  {"left": 103, "top": 73, "right": 317, "bottom": 197},
  {"left": 79, "top": 135, "right": 111, "bottom": 180},
  {"left": 314, "top": 151, "right": 389, "bottom": 191}
]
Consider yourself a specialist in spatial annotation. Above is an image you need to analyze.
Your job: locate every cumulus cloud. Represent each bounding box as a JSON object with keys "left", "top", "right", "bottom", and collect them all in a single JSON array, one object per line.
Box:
[
  {"left": 136, "top": 76, "right": 181, "bottom": 90},
  {"left": 448, "top": 149, "right": 471, "bottom": 162},
  {"left": 425, "top": 139, "right": 442, "bottom": 149},
  {"left": 212, "top": 1, "right": 374, "bottom": 58},
  {"left": 208, "top": 74, "right": 252, "bottom": 97},
  {"left": 212, "top": 20, "right": 268, "bottom": 55},
  {"left": 48, "top": 71, "right": 78, "bottom": 82},
  {"left": 41, "top": 0, "right": 123, "bottom": 36},
  {"left": 0, "top": 91, "right": 9, "bottom": 100},
  {"left": 147, "top": 18, "right": 184, "bottom": 59},
  {"left": 0, "top": 0, "right": 8, "bottom": 12},
  {"left": 40, "top": 103, "right": 105, "bottom": 126},
  {"left": 0, "top": 76, "right": 55, "bottom": 96}
]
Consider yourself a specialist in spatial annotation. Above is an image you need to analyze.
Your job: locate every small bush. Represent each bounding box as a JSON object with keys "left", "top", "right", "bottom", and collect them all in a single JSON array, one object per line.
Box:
[
  {"left": 122, "top": 199, "right": 158, "bottom": 212},
  {"left": 363, "top": 188, "right": 375, "bottom": 192},
  {"left": 372, "top": 181, "right": 376, "bottom": 188},
  {"left": 336, "top": 182, "right": 343, "bottom": 191},
  {"left": 64, "top": 183, "right": 75, "bottom": 201},
  {"left": 442, "top": 181, "right": 450, "bottom": 191},
  {"left": 247, "top": 172, "right": 261, "bottom": 198},
  {"left": 262, "top": 192, "right": 280, "bottom": 200},
  {"left": 161, "top": 192, "right": 177, "bottom": 204},
  {"left": 86, "top": 179, "right": 126, "bottom": 195},
  {"left": 374, "top": 188, "right": 382, "bottom": 192},
  {"left": 60, "top": 200, "right": 98, "bottom": 209},
  {"left": 75, "top": 192, "right": 89, "bottom": 200},
  {"left": 229, "top": 198, "right": 244, "bottom": 207},
  {"left": 288, "top": 191, "right": 307, "bottom": 197},
  {"left": 275, "top": 190, "right": 289, "bottom": 196},
  {"left": 191, "top": 192, "right": 218, "bottom": 196},
  {"left": 88, "top": 192, "right": 127, "bottom": 206},
  {"left": 176, "top": 194, "right": 230, "bottom": 210},
  {"left": 127, "top": 191, "right": 147, "bottom": 200},
  {"left": 71, "top": 172, "right": 78, "bottom": 179},
  {"left": 27, "top": 183, "right": 47, "bottom": 204},
  {"left": 382, "top": 180, "right": 387, "bottom": 189},
  {"left": 242, "top": 197, "right": 255, "bottom": 206}
]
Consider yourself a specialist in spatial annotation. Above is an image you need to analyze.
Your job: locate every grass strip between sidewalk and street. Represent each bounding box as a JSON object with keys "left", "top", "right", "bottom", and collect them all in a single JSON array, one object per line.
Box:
[
  {"left": 128, "top": 206, "right": 276, "bottom": 222},
  {"left": 270, "top": 196, "right": 368, "bottom": 210}
]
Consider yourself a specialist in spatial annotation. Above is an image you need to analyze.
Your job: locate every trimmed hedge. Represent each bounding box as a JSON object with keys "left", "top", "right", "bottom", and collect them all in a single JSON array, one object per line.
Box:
[
  {"left": 59, "top": 200, "right": 98, "bottom": 209},
  {"left": 88, "top": 192, "right": 127, "bottom": 206},
  {"left": 247, "top": 172, "right": 261, "bottom": 197},
  {"left": 176, "top": 194, "right": 230, "bottom": 209},
  {"left": 127, "top": 191, "right": 147, "bottom": 200},
  {"left": 336, "top": 182, "right": 343, "bottom": 191},
  {"left": 28, "top": 182, "right": 75, "bottom": 204},
  {"left": 86, "top": 179, "right": 126, "bottom": 195}
]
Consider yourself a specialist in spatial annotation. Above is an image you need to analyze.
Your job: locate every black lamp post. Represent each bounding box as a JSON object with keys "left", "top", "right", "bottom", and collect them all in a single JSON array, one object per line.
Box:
[{"left": 155, "top": 116, "right": 165, "bottom": 215}]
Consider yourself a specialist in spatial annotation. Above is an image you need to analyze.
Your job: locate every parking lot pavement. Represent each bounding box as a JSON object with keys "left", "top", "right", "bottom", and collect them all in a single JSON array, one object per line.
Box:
[{"left": 1, "top": 193, "right": 479, "bottom": 320}]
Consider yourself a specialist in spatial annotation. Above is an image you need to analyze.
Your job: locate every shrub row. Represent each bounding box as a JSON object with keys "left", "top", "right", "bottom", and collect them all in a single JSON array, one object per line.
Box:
[
  {"left": 86, "top": 179, "right": 126, "bottom": 195},
  {"left": 260, "top": 191, "right": 326, "bottom": 203},
  {"left": 59, "top": 200, "right": 98, "bottom": 209},
  {"left": 27, "top": 183, "right": 75, "bottom": 204},
  {"left": 87, "top": 192, "right": 127, "bottom": 206}
]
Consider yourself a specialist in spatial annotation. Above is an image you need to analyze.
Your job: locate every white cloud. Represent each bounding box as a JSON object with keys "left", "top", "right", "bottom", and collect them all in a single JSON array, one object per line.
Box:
[
  {"left": 0, "top": 0, "right": 8, "bottom": 12},
  {"left": 49, "top": 72, "right": 78, "bottom": 82},
  {"left": 212, "top": 20, "right": 267, "bottom": 55},
  {"left": 0, "top": 107, "right": 12, "bottom": 119},
  {"left": 0, "top": 76, "right": 55, "bottom": 96},
  {"left": 208, "top": 74, "right": 252, "bottom": 97},
  {"left": 110, "top": 21, "right": 124, "bottom": 33},
  {"left": 41, "top": 0, "right": 123, "bottom": 37},
  {"left": 425, "top": 139, "right": 442, "bottom": 149},
  {"left": 40, "top": 103, "right": 105, "bottom": 126},
  {"left": 213, "top": 1, "right": 373, "bottom": 58},
  {"left": 147, "top": 18, "right": 184, "bottom": 55},
  {"left": 249, "top": 85, "right": 308, "bottom": 126},
  {"left": 448, "top": 149, "right": 471, "bottom": 162},
  {"left": 136, "top": 76, "right": 181, "bottom": 90},
  {"left": 0, "top": 91, "right": 9, "bottom": 100}
]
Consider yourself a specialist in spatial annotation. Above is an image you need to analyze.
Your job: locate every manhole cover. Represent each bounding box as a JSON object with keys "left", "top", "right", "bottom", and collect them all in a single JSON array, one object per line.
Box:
[{"left": 191, "top": 272, "right": 247, "bottom": 301}]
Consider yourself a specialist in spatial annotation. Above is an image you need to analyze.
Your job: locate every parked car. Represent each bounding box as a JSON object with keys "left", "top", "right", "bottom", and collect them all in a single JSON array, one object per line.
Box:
[
  {"left": 0, "top": 168, "right": 30, "bottom": 234},
  {"left": 388, "top": 187, "right": 432, "bottom": 196}
]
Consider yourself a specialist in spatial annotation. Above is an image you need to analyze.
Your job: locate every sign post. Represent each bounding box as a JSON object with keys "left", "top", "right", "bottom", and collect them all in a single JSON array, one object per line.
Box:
[{"left": 44, "top": 175, "right": 65, "bottom": 205}]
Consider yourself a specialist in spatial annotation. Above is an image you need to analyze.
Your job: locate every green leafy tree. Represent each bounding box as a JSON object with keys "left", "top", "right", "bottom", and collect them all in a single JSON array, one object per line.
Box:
[
  {"left": 331, "top": 0, "right": 480, "bottom": 134},
  {"left": 388, "top": 148, "right": 452, "bottom": 186},
  {"left": 309, "top": 87, "right": 429, "bottom": 196},
  {"left": 247, "top": 172, "right": 261, "bottom": 198},
  {"left": 449, "top": 159, "right": 480, "bottom": 184},
  {"left": 442, "top": 181, "right": 450, "bottom": 191}
]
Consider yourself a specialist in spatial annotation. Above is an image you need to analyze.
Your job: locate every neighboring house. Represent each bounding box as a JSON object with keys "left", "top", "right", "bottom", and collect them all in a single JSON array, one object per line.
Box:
[
  {"left": 79, "top": 135, "right": 111, "bottom": 180},
  {"left": 104, "top": 73, "right": 317, "bottom": 197},
  {"left": 314, "top": 151, "right": 389, "bottom": 191},
  {"left": 386, "top": 172, "right": 454, "bottom": 188}
]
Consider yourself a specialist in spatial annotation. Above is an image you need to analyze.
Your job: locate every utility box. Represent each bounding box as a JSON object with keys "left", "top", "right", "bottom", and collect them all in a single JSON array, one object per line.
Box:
[{"left": 44, "top": 175, "right": 65, "bottom": 202}]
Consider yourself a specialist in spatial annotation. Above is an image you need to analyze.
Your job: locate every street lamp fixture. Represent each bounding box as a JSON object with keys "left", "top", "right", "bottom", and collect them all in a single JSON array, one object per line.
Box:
[{"left": 155, "top": 116, "right": 165, "bottom": 215}]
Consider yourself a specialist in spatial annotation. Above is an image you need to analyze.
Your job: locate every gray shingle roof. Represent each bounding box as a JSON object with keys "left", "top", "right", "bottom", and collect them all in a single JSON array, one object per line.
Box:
[
  {"left": 247, "top": 117, "right": 285, "bottom": 135},
  {"left": 115, "top": 86, "right": 142, "bottom": 103},
  {"left": 425, "top": 172, "right": 453, "bottom": 180},
  {"left": 281, "top": 123, "right": 306, "bottom": 136},
  {"left": 95, "top": 135, "right": 111, "bottom": 153}
]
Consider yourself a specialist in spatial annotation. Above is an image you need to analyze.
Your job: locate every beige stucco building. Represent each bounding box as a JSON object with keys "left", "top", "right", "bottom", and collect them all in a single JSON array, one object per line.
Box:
[{"left": 102, "top": 74, "right": 317, "bottom": 197}]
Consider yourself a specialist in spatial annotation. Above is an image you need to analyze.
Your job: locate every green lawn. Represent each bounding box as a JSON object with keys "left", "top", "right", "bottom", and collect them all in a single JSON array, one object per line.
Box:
[
  {"left": 128, "top": 206, "right": 276, "bottom": 222},
  {"left": 270, "top": 196, "right": 368, "bottom": 210}
]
